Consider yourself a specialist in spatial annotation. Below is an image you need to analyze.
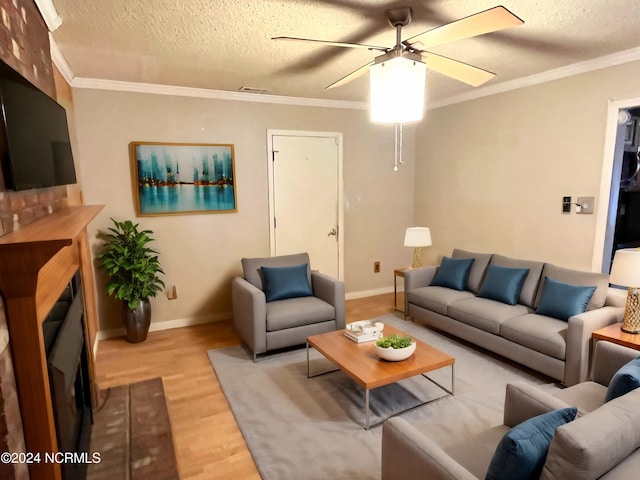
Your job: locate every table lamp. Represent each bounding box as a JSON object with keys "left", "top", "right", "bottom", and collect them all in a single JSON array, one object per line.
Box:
[
  {"left": 609, "top": 248, "right": 640, "bottom": 334},
  {"left": 404, "top": 227, "right": 432, "bottom": 268}
]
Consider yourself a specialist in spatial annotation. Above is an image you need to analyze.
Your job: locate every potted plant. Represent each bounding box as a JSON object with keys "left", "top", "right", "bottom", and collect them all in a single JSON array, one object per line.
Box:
[
  {"left": 375, "top": 334, "right": 416, "bottom": 361},
  {"left": 97, "top": 218, "right": 165, "bottom": 343}
]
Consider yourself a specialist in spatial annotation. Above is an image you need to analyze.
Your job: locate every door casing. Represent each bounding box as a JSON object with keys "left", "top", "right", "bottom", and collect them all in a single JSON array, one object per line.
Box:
[{"left": 267, "top": 129, "right": 344, "bottom": 280}]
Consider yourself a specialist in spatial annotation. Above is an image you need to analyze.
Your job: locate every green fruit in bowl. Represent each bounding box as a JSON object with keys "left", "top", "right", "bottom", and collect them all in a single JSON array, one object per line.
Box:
[{"left": 375, "top": 334, "right": 413, "bottom": 349}]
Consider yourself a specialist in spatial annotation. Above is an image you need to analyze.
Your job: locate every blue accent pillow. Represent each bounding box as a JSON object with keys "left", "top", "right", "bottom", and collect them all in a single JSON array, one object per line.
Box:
[
  {"left": 430, "top": 257, "right": 475, "bottom": 291},
  {"left": 605, "top": 356, "right": 640, "bottom": 402},
  {"left": 535, "top": 277, "right": 596, "bottom": 321},
  {"left": 478, "top": 264, "right": 530, "bottom": 306},
  {"left": 261, "top": 263, "right": 313, "bottom": 302},
  {"left": 486, "top": 407, "right": 578, "bottom": 480}
]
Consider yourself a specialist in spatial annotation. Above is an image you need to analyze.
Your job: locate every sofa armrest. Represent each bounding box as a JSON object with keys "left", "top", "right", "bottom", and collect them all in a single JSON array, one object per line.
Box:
[
  {"left": 311, "top": 272, "right": 346, "bottom": 329},
  {"left": 232, "top": 276, "right": 267, "bottom": 356},
  {"left": 405, "top": 266, "right": 438, "bottom": 291},
  {"left": 564, "top": 306, "right": 625, "bottom": 386},
  {"left": 382, "top": 417, "right": 477, "bottom": 480},
  {"left": 404, "top": 266, "right": 438, "bottom": 314},
  {"left": 503, "top": 382, "right": 572, "bottom": 428}
]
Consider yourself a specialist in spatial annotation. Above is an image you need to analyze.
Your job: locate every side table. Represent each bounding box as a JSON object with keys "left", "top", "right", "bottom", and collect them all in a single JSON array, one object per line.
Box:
[
  {"left": 592, "top": 323, "right": 640, "bottom": 351},
  {"left": 394, "top": 267, "right": 411, "bottom": 319}
]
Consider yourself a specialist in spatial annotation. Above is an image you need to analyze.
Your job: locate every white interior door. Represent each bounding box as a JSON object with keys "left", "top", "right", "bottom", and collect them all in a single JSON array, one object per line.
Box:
[{"left": 268, "top": 130, "right": 343, "bottom": 279}]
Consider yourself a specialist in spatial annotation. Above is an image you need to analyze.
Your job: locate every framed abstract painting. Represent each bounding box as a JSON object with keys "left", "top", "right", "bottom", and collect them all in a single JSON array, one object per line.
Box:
[{"left": 130, "top": 142, "right": 237, "bottom": 216}]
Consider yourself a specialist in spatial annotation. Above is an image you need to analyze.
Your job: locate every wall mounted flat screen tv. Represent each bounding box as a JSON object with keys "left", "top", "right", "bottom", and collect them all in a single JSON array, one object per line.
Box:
[{"left": 0, "top": 71, "right": 77, "bottom": 191}]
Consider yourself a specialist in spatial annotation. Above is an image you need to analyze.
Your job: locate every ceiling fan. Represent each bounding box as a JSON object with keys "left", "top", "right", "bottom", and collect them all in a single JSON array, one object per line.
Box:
[{"left": 272, "top": 5, "right": 524, "bottom": 90}]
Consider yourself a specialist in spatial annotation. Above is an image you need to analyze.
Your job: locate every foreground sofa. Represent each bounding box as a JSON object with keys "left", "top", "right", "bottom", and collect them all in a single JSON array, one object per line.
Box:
[
  {"left": 405, "top": 249, "right": 625, "bottom": 386},
  {"left": 381, "top": 341, "right": 640, "bottom": 479}
]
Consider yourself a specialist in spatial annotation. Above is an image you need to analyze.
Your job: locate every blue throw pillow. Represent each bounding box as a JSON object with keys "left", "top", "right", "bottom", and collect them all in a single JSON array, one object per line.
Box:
[
  {"left": 486, "top": 407, "right": 578, "bottom": 480},
  {"left": 430, "top": 256, "right": 475, "bottom": 291},
  {"left": 478, "top": 264, "right": 529, "bottom": 306},
  {"left": 535, "top": 277, "right": 596, "bottom": 321},
  {"left": 261, "top": 263, "right": 313, "bottom": 302},
  {"left": 605, "top": 356, "right": 640, "bottom": 402}
]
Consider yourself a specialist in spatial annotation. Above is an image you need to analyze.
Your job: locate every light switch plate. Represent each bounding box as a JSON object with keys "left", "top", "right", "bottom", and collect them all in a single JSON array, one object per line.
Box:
[{"left": 576, "top": 196, "right": 595, "bottom": 214}]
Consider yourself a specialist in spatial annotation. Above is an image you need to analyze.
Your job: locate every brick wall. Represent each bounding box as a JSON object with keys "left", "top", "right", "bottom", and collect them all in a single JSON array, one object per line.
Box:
[{"left": 0, "top": 1, "right": 71, "bottom": 478}]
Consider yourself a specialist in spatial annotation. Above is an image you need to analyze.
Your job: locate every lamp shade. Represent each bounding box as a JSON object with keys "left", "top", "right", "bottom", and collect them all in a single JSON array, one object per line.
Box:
[
  {"left": 404, "top": 227, "right": 432, "bottom": 248},
  {"left": 610, "top": 248, "right": 640, "bottom": 287},
  {"left": 370, "top": 56, "right": 426, "bottom": 124}
]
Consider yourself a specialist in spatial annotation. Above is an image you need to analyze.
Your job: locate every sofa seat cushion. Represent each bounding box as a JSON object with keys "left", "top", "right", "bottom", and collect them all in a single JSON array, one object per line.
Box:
[
  {"left": 407, "top": 286, "right": 475, "bottom": 316},
  {"left": 553, "top": 381, "right": 607, "bottom": 415},
  {"left": 447, "top": 297, "right": 532, "bottom": 335},
  {"left": 500, "top": 314, "right": 568, "bottom": 360},
  {"left": 265, "top": 296, "right": 335, "bottom": 331},
  {"left": 444, "top": 425, "right": 508, "bottom": 479}
]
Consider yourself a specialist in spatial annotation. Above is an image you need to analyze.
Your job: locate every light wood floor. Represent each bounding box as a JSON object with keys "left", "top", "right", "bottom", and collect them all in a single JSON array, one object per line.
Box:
[{"left": 94, "top": 292, "right": 400, "bottom": 479}]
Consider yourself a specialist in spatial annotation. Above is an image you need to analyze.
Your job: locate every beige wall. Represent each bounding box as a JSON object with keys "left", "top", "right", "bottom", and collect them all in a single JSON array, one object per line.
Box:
[
  {"left": 72, "top": 89, "right": 415, "bottom": 331},
  {"left": 414, "top": 60, "right": 640, "bottom": 270}
]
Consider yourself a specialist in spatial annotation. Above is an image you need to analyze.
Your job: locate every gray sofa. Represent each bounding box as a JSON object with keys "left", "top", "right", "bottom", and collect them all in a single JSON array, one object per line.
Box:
[
  {"left": 381, "top": 340, "right": 640, "bottom": 479},
  {"left": 405, "top": 249, "right": 625, "bottom": 386},
  {"left": 232, "top": 252, "right": 345, "bottom": 361}
]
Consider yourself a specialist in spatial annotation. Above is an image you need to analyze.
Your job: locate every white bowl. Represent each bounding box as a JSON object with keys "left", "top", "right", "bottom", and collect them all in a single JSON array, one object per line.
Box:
[{"left": 375, "top": 341, "right": 416, "bottom": 361}]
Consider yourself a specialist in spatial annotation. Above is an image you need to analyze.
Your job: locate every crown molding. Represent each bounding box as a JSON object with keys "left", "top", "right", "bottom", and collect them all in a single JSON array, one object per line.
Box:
[
  {"left": 49, "top": 37, "right": 640, "bottom": 112},
  {"left": 34, "top": 0, "right": 62, "bottom": 32},
  {"left": 428, "top": 46, "right": 640, "bottom": 110},
  {"left": 70, "top": 77, "right": 367, "bottom": 110},
  {"left": 48, "top": 34, "right": 74, "bottom": 84}
]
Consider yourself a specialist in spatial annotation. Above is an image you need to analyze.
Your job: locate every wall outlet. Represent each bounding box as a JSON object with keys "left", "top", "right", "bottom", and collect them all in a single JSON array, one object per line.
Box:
[
  {"left": 562, "top": 196, "right": 571, "bottom": 213},
  {"left": 167, "top": 285, "right": 177, "bottom": 300},
  {"left": 373, "top": 261, "right": 381, "bottom": 273}
]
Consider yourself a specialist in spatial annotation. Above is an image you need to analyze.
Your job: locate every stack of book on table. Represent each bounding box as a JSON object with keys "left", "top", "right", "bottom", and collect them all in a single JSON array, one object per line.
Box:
[{"left": 344, "top": 320, "right": 384, "bottom": 343}]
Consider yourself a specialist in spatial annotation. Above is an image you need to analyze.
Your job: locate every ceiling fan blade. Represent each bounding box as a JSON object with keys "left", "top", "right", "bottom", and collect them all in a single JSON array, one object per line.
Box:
[
  {"left": 326, "top": 61, "right": 373, "bottom": 89},
  {"left": 272, "top": 36, "right": 387, "bottom": 52},
  {"left": 421, "top": 52, "right": 495, "bottom": 87},
  {"left": 405, "top": 6, "right": 523, "bottom": 49}
]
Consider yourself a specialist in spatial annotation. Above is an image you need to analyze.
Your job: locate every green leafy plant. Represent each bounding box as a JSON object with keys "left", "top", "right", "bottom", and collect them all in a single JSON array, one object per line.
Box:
[
  {"left": 97, "top": 218, "right": 165, "bottom": 310},
  {"left": 376, "top": 334, "right": 414, "bottom": 349}
]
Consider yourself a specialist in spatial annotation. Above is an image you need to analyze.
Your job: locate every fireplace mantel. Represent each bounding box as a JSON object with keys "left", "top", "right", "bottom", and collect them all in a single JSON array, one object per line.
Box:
[{"left": 0, "top": 205, "right": 103, "bottom": 480}]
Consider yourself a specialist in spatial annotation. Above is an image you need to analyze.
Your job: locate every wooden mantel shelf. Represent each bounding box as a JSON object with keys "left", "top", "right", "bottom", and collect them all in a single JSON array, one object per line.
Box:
[{"left": 0, "top": 205, "right": 103, "bottom": 480}]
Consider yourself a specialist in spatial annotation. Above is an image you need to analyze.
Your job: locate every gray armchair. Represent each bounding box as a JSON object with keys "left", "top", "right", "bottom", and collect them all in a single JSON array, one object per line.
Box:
[{"left": 232, "top": 252, "right": 345, "bottom": 361}]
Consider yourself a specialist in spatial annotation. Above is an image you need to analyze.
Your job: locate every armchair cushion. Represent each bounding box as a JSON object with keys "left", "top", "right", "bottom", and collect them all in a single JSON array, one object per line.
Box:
[
  {"left": 486, "top": 407, "right": 578, "bottom": 480},
  {"left": 535, "top": 277, "right": 596, "bottom": 321},
  {"left": 261, "top": 263, "right": 313, "bottom": 302},
  {"left": 605, "top": 356, "right": 640, "bottom": 402},
  {"left": 430, "top": 256, "right": 475, "bottom": 291}
]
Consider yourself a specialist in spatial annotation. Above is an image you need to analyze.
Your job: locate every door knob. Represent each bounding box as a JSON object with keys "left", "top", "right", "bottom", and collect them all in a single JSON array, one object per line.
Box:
[{"left": 328, "top": 228, "right": 337, "bottom": 236}]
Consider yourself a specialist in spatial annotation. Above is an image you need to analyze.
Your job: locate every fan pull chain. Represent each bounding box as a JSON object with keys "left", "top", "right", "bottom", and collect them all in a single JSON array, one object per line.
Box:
[{"left": 394, "top": 123, "right": 404, "bottom": 171}]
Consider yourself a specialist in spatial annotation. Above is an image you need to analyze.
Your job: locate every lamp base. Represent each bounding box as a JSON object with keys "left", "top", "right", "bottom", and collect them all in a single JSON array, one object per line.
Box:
[
  {"left": 621, "top": 287, "right": 640, "bottom": 334},
  {"left": 411, "top": 248, "right": 422, "bottom": 269}
]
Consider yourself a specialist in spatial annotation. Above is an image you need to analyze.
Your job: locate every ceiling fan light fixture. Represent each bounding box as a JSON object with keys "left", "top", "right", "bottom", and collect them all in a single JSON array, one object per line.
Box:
[{"left": 369, "top": 55, "right": 426, "bottom": 124}]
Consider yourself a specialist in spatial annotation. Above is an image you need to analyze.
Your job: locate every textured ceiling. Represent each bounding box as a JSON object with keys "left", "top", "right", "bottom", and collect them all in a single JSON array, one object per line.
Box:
[{"left": 50, "top": 0, "right": 640, "bottom": 104}]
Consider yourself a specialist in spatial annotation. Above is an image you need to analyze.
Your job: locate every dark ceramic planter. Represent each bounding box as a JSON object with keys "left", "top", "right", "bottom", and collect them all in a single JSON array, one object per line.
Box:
[{"left": 122, "top": 298, "right": 151, "bottom": 343}]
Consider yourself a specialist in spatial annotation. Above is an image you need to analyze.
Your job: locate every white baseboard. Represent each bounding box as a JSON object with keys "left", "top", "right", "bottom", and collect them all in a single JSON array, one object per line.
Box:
[
  {"left": 95, "top": 311, "right": 232, "bottom": 341},
  {"left": 346, "top": 286, "right": 396, "bottom": 300}
]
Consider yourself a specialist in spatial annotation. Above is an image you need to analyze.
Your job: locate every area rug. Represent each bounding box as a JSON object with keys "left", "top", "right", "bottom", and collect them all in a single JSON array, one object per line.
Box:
[
  {"left": 208, "top": 314, "right": 560, "bottom": 480},
  {"left": 87, "top": 377, "right": 179, "bottom": 480}
]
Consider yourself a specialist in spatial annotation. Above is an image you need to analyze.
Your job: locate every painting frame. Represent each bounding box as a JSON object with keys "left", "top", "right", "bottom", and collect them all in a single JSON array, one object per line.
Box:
[{"left": 129, "top": 141, "right": 237, "bottom": 216}]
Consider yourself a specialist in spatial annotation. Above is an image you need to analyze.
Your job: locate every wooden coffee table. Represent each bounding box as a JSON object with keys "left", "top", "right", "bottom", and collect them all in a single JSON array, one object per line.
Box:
[{"left": 306, "top": 324, "right": 455, "bottom": 429}]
